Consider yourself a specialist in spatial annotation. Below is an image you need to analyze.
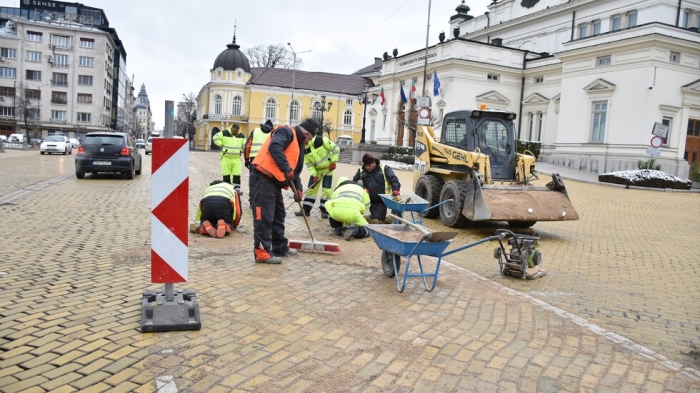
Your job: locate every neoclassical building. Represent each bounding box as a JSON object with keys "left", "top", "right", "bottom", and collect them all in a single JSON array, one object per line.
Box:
[
  {"left": 367, "top": 0, "right": 700, "bottom": 177},
  {"left": 133, "top": 83, "right": 153, "bottom": 138},
  {"left": 193, "top": 37, "right": 373, "bottom": 151}
]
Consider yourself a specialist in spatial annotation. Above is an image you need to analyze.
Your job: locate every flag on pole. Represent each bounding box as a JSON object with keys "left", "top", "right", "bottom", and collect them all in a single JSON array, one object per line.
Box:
[
  {"left": 400, "top": 84, "right": 407, "bottom": 104},
  {"left": 379, "top": 86, "right": 386, "bottom": 106},
  {"left": 433, "top": 70, "right": 441, "bottom": 97},
  {"left": 410, "top": 80, "right": 417, "bottom": 100}
]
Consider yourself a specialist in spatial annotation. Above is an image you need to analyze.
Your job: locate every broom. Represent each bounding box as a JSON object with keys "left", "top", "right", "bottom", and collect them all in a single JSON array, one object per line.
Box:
[{"left": 288, "top": 183, "right": 341, "bottom": 253}]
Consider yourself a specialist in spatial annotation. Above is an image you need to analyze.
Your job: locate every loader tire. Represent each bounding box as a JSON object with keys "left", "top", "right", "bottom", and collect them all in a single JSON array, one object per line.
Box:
[
  {"left": 508, "top": 221, "right": 537, "bottom": 228},
  {"left": 414, "top": 174, "right": 443, "bottom": 218},
  {"left": 439, "top": 181, "right": 468, "bottom": 228}
]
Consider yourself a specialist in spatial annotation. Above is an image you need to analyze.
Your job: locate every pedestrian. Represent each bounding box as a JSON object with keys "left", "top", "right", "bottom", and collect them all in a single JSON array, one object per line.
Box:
[
  {"left": 249, "top": 118, "right": 318, "bottom": 264},
  {"left": 212, "top": 123, "right": 245, "bottom": 194},
  {"left": 324, "top": 177, "right": 371, "bottom": 241},
  {"left": 196, "top": 180, "right": 242, "bottom": 239},
  {"left": 352, "top": 153, "right": 401, "bottom": 224},
  {"left": 244, "top": 120, "right": 274, "bottom": 170},
  {"left": 295, "top": 130, "right": 340, "bottom": 218}
]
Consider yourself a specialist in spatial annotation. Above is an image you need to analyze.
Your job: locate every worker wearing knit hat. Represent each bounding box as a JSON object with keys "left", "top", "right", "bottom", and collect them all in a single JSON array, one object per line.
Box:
[{"left": 352, "top": 153, "right": 401, "bottom": 224}]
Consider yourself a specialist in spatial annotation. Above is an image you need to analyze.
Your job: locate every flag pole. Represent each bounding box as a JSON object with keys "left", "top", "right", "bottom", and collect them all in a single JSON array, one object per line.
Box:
[{"left": 422, "top": 0, "right": 432, "bottom": 98}]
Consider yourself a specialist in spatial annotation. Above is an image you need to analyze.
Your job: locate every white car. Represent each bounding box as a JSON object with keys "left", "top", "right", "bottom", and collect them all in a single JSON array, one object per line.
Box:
[
  {"left": 145, "top": 137, "right": 153, "bottom": 154},
  {"left": 40, "top": 135, "right": 72, "bottom": 155},
  {"left": 0, "top": 135, "right": 6, "bottom": 142},
  {"left": 68, "top": 138, "right": 80, "bottom": 147}
]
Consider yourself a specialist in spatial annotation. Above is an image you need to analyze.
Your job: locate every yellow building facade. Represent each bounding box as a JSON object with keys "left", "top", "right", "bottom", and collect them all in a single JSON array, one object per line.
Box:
[{"left": 194, "top": 37, "right": 373, "bottom": 151}]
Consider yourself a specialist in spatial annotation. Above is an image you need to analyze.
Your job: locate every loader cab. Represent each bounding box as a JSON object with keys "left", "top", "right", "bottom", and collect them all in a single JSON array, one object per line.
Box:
[{"left": 441, "top": 110, "right": 517, "bottom": 180}]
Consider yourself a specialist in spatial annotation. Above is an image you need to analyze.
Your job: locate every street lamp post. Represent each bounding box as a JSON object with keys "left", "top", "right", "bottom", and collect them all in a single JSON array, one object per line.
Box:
[
  {"left": 287, "top": 43, "right": 312, "bottom": 118},
  {"left": 314, "top": 95, "right": 332, "bottom": 137},
  {"left": 357, "top": 86, "right": 378, "bottom": 144}
]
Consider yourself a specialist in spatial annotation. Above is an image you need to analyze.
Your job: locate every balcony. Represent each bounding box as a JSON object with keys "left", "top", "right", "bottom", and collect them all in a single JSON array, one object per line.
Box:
[
  {"left": 50, "top": 119, "right": 68, "bottom": 124},
  {"left": 51, "top": 80, "right": 68, "bottom": 87},
  {"left": 51, "top": 99, "right": 67, "bottom": 104}
]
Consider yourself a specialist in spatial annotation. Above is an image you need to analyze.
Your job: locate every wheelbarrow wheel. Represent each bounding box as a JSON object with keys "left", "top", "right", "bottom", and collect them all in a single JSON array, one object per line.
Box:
[{"left": 381, "top": 251, "right": 401, "bottom": 278}]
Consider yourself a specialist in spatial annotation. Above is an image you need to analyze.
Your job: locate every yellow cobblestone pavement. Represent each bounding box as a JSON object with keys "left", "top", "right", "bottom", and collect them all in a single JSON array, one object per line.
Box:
[{"left": 0, "top": 149, "right": 699, "bottom": 392}]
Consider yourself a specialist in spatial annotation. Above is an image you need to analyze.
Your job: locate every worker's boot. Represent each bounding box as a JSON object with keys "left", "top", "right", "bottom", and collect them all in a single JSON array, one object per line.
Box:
[
  {"left": 334, "top": 227, "right": 343, "bottom": 236},
  {"left": 320, "top": 209, "right": 329, "bottom": 219},
  {"left": 223, "top": 175, "right": 231, "bottom": 185},
  {"left": 344, "top": 225, "right": 358, "bottom": 241},
  {"left": 216, "top": 219, "right": 226, "bottom": 239},
  {"left": 201, "top": 220, "right": 216, "bottom": 237},
  {"left": 294, "top": 208, "right": 310, "bottom": 216},
  {"left": 233, "top": 176, "right": 242, "bottom": 195},
  {"left": 254, "top": 249, "right": 282, "bottom": 264},
  {"left": 356, "top": 226, "right": 369, "bottom": 238}
]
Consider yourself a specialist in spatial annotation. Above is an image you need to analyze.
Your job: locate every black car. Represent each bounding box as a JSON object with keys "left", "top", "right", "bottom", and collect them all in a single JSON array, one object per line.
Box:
[{"left": 75, "top": 132, "right": 143, "bottom": 179}]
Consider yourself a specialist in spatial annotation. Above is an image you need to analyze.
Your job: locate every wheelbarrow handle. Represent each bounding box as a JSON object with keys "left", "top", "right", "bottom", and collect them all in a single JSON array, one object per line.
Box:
[{"left": 388, "top": 213, "right": 431, "bottom": 237}]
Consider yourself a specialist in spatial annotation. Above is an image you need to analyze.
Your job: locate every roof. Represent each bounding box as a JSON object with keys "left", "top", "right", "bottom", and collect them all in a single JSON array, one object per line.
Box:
[
  {"left": 212, "top": 37, "right": 250, "bottom": 73},
  {"left": 249, "top": 67, "right": 373, "bottom": 96},
  {"left": 352, "top": 57, "right": 383, "bottom": 77}
]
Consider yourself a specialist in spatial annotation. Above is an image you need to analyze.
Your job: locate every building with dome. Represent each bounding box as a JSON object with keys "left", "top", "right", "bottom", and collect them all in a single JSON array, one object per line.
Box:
[
  {"left": 193, "top": 36, "right": 373, "bottom": 151},
  {"left": 133, "top": 83, "right": 153, "bottom": 138},
  {"left": 362, "top": 0, "right": 700, "bottom": 177}
]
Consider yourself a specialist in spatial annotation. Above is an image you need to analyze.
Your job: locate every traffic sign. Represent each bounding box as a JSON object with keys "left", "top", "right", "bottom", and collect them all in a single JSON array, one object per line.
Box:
[
  {"left": 651, "top": 122, "right": 668, "bottom": 139},
  {"left": 646, "top": 146, "right": 661, "bottom": 157},
  {"left": 650, "top": 136, "right": 663, "bottom": 148}
]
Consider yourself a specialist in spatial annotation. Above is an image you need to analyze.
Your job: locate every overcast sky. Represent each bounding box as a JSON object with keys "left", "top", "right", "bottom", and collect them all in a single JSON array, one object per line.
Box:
[{"left": 2, "top": 0, "right": 492, "bottom": 129}]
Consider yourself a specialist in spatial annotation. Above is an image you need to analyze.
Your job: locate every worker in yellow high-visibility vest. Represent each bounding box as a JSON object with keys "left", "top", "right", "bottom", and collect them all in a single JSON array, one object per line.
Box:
[{"left": 213, "top": 123, "right": 246, "bottom": 194}]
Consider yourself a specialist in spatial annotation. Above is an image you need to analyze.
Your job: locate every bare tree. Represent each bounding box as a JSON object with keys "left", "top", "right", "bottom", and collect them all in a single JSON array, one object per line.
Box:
[
  {"left": 244, "top": 44, "right": 301, "bottom": 69},
  {"left": 175, "top": 92, "right": 197, "bottom": 139},
  {"left": 15, "top": 83, "right": 40, "bottom": 142}
]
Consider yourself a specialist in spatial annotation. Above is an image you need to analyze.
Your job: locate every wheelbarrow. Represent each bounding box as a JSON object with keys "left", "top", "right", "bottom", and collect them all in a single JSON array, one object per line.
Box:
[
  {"left": 379, "top": 193, "right": 452, "bottom": 224},
  {"left": 366, "top": 214, "right": 503, "bottom": 292}
]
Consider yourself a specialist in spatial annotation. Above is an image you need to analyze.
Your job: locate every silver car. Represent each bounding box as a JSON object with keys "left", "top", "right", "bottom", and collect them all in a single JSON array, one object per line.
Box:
[
  {"left": 145, "top": 137, "right": 153, "bottom": 155},
  {"left": 40, "top": 135, "right": 72, "bottom": 155}
]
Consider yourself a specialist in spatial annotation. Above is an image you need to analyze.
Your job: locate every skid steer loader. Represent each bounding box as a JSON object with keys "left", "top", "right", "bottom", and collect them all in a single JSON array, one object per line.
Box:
[{"left": 413, "top": 108, "right": 578, "bottom": 228}]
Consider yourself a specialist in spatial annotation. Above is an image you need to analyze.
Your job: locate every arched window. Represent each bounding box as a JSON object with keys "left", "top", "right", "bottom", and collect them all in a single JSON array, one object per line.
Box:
[
  {"left": 312, "top": 102, "right": 322, "bottom": 121},
  {"left": 343, "top": 110, "right": 352, "bottom": 126},
  {"left": 232, "top": 96, "right": 242, "bottom": 116},
  {"left": 289, "top": 100, "right": 300, "bottom": 122},
  {"left": 265, "top": 98, "right": 277, "bottom": 120},
  {"left": 214, "top": 94, "right": 222, "bottom": 115}
]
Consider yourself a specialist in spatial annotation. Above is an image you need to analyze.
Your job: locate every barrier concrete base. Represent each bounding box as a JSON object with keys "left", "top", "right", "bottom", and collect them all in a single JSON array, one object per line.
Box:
[{"left": 140, "top": 289, "right": 201, "bottom": 332}]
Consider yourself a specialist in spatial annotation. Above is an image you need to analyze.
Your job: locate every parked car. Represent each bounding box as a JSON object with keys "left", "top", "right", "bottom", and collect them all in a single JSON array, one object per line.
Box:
[
  {"left": 75, "top": 132, "right": 142, "bottom": 179},
  {"left": 0, "top": 135, "right": 6, "bottom": 142},
  {"left": 68, "top": 138, "right": 80, "bottom": 147},
  {"left": 8, "top": 133, "right": 25, "bottom": 143},
  {"left": 40, "top": 135, "right": 72, "bottom": 155},
  {"left": 145, "top": 137, "right": 153, "bottom": 155},
  {"left": 135, "top": 139, "right": 145, "bottom": 149}
]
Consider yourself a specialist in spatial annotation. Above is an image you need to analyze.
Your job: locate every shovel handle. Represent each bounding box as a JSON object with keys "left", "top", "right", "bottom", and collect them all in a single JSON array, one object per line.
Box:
[{"left": 388, "top": 213, "right": 431, "bottom": 237}]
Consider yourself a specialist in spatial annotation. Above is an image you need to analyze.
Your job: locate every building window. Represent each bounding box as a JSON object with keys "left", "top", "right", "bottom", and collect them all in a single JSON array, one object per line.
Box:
[
  {"left": 27, "top": 31, "right": 42, "bottom": 42},
  {"left": 0, "top": 106, "right": 15, "bottom": 117},
  {"left": 26, "top": 108, "right": 39, "bottom": 119},
  {"left": 26, "top": 89, "right": 40, "bottom": 99},
  {"left": 214, "top": 94, "right": 222, "bottom": 115},
  {"left": 1, "top": 48, "right": 16, "bottom": 59},
  {"left": 53, "top": 54, "right": 68, "bottom": 67},
  {"left": 596, "top": 56, "right": 611, "bottom": 66},
  {"left": 687, "top": 119, "right": 700, "bottom": 136},
  {"left": 592, "top": 20, "right": 601, "bottom": 35},
  {"left": 78, "top": 75, "right": 93, "bottom": 85},
  {"left": 591, "top": 101, "right": 607, "bottom": 142},
  {"left": 611, "top": 15, "right": 622, "bottom": 31},
  {"left": 536, "top": 112, "right": 543, "bottom": 141},
  {"left": 662, "top": 117, "right": 672, "bottom": 145},
  {"left": 534, "top": 76, "right": 543, "bottom": 84},
  {"left": 578, "top": 24, "right": 588, "bottom": 38},
  {"left": 343, "top": 110, "right": 352, "bottom": 126},
  {"left": 0, "top": 67, "right": 16, "bottom": 78},
  {"left": 51, "top": 110, "right": 66, "bottom": 121},
  {"left": 382, "top": 114, "right": 387, "bottom": 130},
  {"left": 487, "top": 73, "right": 500, "bottom": 82},
  {"left": 79, "top": 38, "right": 95, "bottom": 48},
  {"left": 79, "top": 56, "right": 94, "bottom": 67},
  {"left": 51, "top": 91, "right": 67, "bottom": 104},
  {"left": 289, "top": 100, "right": 299, "bottom": 122},
  {"left": 77, "top": 93, "right": 92, "bottom": 103},
  {"left": 53, "top": 35, "right": 70, "bottom": 49},
  {"left": 26, "top": 70, "right": 41, "bottom": 81},
  {"left": 0, "top": 87, "right": 15, "bottom": 97},
  {"left": 670, "top": 51, "right": 680, "bottom": 63},
  {"left": 345, "top": 98, "right": 353, "bottom": 106},
  {"left": 627, "top": 11, "right": 638, "bottom": 27},
  {"left": 52, "top": 72, "right": 68, "bottom": 86},
  {"left": 312, "top": 101, "right": 322, "bottom": 121},
  {"left": 527, "top": 113, "right": 534, "bottom": 140},
  {"left": 265, "top": 98, "right": 277, "bottom": 120},
  {"left": 232, "top": 95, "right": 242, "bottom": 116},
  {"left": 77, "top": 112, "right": 91, "bottom": 122},
  {"left": 26, "top": 51, "right": 42, "bottom": 62},
  {"left": 370, "top": 119, "right": 376, "bottom": 141}
]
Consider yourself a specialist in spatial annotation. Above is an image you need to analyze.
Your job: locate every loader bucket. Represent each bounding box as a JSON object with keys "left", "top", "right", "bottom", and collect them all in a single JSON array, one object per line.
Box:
[{"left": 463, "top": 174, "right": 579, "bottom": 222}]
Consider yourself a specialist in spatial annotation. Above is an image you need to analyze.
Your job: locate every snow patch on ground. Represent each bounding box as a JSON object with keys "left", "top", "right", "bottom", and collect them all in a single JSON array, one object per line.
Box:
[
  {"left": 381, "top": 160, "right": 414, "bottom": 172},
  {"left": 600, "top": 169, "right": 687, "bottom": 183}
]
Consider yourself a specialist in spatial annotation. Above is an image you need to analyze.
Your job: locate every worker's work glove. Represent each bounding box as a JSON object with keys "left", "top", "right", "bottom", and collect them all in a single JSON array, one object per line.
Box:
[
  {"left": 285, "top": 171, "right": 295, "bottom": 181},
  {"left": 328, "top": 163, "right": 336, "bottom": 172},
  {"left": 312, "top": 176, "right": 319, "bottom": 185},
  {"left": 294, "top": 190, "right": 303, "bottom": 202},
  {"left": 391, "top": 190, "right": 401, "bottom": 201}
]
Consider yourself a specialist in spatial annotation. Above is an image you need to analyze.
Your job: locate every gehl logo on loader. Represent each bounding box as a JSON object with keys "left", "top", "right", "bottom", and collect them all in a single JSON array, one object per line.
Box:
[{"left": 444, "top": 147, "right": 472, "bottom": 164}]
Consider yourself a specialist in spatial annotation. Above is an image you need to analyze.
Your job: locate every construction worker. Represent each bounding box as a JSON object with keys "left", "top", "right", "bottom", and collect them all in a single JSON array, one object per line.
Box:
[
  {"left": 352, "top": 153, "right": 401, "bottom": 224},
  {"left": 324, "top": 177, "right": 371, "bottom": 241},
  {"left": 212, "top": 123, "right": 245, "bottom": 194},
  {"left": 244, "top": 120, "right": 274, "bottom": 170},
  {"left": 196, "top": 180, "right": 242, "bottom": 239},
  {"left": 249, "top": 118, "right": 318, "bottom": 264},
  {"left": 295, "top": 130, "right": 340, "bottom": 218}
]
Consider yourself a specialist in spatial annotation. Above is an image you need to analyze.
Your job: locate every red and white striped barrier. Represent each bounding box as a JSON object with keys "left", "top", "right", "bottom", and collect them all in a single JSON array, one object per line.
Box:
[{"left": 151, "top": 138, "right": 189, "bottom": 283}]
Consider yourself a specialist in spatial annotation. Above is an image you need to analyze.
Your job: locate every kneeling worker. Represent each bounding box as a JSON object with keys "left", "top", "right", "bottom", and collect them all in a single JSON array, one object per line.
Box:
[
  {"left": 196, "top": 180, "right": 242, "bottom": 238},
  {"left": 324, "top": 177, "right": 371, "bottom": 241}
]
